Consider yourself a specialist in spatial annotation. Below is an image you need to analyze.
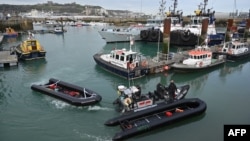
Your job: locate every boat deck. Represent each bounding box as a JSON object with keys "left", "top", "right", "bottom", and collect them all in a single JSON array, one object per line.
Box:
[
  {"left": 146, "top": 53, "right": 186, "bottom": 73},
  {"left": 0, "top": 50, "right": 18, "bottom": 68}
]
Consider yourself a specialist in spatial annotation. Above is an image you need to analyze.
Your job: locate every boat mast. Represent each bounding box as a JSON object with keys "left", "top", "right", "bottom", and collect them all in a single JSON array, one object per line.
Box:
[
  {"left": 157, "top": 0, "right": 167, "bottom": 62},
  {"left": 158, "top": 0, "right": 166, "bottom": 18},
  {"left": 203, "top": 0, "right": 208, "bottom": 14},
  {"left": 173, "top": 0, "right": 177, "bottom": 15},
  {"left": 129, "top": 36, "right": 134, "bottom": 52}
]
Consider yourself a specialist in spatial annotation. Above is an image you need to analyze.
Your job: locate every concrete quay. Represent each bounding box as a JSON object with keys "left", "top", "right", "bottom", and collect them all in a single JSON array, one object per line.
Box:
[{"left": 0, "top": 49, "right": 18, "bottom": 68}]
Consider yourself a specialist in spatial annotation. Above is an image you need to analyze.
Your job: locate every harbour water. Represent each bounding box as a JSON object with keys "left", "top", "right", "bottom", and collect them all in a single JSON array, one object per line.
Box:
[{"left": 0, "top": 26, "right": 250, "bottom": 141}]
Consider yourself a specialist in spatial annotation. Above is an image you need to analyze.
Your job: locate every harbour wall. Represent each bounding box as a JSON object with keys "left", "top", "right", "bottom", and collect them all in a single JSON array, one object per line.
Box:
[{"left": 0, "top": 16, "right": 246, "bottom": 32}]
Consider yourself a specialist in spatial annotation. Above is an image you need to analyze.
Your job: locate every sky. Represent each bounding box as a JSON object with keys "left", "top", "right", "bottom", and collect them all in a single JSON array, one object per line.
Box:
[{"left": 1, "top": 0, "right": 249, "bottom": 15}]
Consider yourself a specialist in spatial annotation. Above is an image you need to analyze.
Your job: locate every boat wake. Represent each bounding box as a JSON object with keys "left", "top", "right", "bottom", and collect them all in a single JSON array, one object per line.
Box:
[
  {"left": 73, "top": 129, "right": 112, "bottom": 141},
  {"left": 50, "top": 99, "right": 70, "bottom": 109},
  {"left": 87, "top": 105, "right": 113, "bottom": 111}
]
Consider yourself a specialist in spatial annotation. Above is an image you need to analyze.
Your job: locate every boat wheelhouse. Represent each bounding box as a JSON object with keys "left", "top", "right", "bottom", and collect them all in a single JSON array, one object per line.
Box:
[
  {"left": 171, "top": 45, "right": 225, "bottom": 72},
  {"left": 93, "top": 38, "right": 149, "bottom": 79},
  {"left": 15, "top": 34, "right": 46, "bottom": 60},
  {"left": 183, "top": 46, "right": 213, "bottom": 67}
]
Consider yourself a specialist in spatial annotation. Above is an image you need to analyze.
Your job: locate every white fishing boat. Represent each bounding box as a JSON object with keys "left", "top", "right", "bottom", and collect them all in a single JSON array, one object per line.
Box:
[
  {"left": 98, "top": 24, "right": 147, "bottom": 43},
  {"left": 215, "top": 41, "right": 250, "bottom": 61},
  {"left": 140, "top": 0, "right": 183, "bottom": 42},
  {"left": 170, "top": 0, "right": 223, "bottom": 47},
  {"left": 93, "top": 37, "right": 149, "bottom": 79},
  {"left": 171, "top": 41, "right": 226, "bottom": 72}
]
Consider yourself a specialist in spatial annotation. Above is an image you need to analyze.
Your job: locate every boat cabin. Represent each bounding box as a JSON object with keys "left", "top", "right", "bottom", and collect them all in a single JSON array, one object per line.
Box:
[
  {"left": 109, "top": 48, "right": 142, "bottom": 69},
  {"left": 221, "top": 41, "right": 249, "bottom": 55},
  {"left": 20, "top": 39, "right": 45, "bottom": 53},
  {"left": 183, "top": 46, "right": 212, "bottom": 67}
]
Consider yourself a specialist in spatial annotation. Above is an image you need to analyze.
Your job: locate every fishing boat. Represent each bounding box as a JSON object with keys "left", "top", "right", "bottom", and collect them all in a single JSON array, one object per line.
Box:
[
  {"left": 3, "top": 27, "right": 18, "bottom": 38},
  {"left": 98, "top": 24, "right": 147, "bottom": 43},
  {"left": 106, "top": 98, "right": 207, "bottom": 141},
  {"left": 214, "top": 41, "right": 250, "bottom": 61},
  {"left": 171, "top": 43, "right": 226, "bottom": 72},
  {"left": 113, "top": 83, "right": 190, "bottom": 113},
  {"left": 93, "top": 37, "right": 149, "bottom": 80},
  {"left": 14, "top": 33, "right": 46, "bottom": 60},
  {"left": 31, "top": 78, "right": 102, "bottom": 106},
  {"left": 140, "top": 0, "right": 183, "bottom": 42},
  {"left": 170, "top": 0, "right": 224, "bottom": 47}
]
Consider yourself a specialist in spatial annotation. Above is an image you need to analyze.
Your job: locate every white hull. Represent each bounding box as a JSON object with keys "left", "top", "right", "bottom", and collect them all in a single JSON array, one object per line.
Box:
[{"left": 98, "top": 30, "right": 142, "bottom": 43}]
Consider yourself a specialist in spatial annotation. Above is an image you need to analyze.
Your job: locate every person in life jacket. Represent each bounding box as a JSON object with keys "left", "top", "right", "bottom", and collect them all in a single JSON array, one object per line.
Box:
[
  {"left": 123, "top": 95, "right": 132, "bottom": 111},
  {"left": 168, "top": 80, "right": 177, "bottom": 103}
]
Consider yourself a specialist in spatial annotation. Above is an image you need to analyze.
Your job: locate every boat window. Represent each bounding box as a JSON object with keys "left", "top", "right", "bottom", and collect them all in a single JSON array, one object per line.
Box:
[
  {"left": 203, "top": 55, "right": 206, "bottom": 58},
  {"left": 115, "top": 54, "right": 119, "bottom": 60},
  {"left": 120, "top": 55, "right": 125, "bottom": 61},
  {"left": 232, "top": 45, "right": 236, "bottom": 49}
]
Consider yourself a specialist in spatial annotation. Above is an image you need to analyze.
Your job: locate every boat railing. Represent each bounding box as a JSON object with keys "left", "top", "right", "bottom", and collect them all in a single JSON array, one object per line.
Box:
[{"left": 157, "top": 52, "right": 173, "bottom": 60}]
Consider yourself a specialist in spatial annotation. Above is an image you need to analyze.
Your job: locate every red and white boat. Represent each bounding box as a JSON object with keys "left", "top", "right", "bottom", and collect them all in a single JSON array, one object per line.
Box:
[{"left": 171, "top": 44, "right": 226, "bottom": 72}]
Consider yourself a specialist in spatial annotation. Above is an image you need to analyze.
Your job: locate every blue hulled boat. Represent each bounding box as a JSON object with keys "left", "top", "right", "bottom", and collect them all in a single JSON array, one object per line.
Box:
[{"left": 93, "top": 37, "right": 149, "bottom": 80}]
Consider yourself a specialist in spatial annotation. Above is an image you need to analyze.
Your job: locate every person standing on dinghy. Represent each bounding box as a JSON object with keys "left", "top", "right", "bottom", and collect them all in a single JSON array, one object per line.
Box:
[{"left": 168, "top": 80, "right": 177, "bottom": 103}]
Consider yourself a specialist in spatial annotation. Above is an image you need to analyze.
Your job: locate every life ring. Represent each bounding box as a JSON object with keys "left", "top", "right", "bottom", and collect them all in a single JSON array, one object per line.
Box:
[
  {"left": 199, "top": 62, "right": 203, "bottom": 67},
  {"left": 141, "top": 60, "right": 148, "bottom": 67},
  {"left": 180, "top": 30, "right": 191, "bottom": 42},
  {"left": 208, "top": 54, "right": 211, "bottom": 58},
  {"left": 140, "top": 30, "right": 149, "bottom": 39},
  {"left": 129, "top": 63, "right": 135, "bottom": 70}
]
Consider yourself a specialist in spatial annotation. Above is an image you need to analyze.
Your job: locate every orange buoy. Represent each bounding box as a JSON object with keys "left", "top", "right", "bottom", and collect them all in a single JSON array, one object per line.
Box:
[{"left": 165, "top": 111, "right": 172, "bottom": 117}]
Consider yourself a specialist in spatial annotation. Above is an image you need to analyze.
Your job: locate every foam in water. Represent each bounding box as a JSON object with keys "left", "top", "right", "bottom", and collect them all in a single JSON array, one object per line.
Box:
[
  {"left": 73, "top": 129, "right": 112, "bottom": 141},
  {"left": 87, "top": 105, "right": 113, "bottom": 111}
]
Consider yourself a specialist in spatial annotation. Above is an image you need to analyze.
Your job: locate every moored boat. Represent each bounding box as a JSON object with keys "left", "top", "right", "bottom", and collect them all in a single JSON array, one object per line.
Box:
[
  {"left": 113, "top": 83, "right": 190, "bottom": 113},
  {"left": 170, "top": 0, "right": 224, "bottom": 47},
  {"left": 171, "top": 43, "right": 226, "bottom": 72},
  {"left": 14, "top": 33, "right": 46, "bottom": 60},
  {"left": 98, "top": 24, "right": 146, "bottom": 43},
  {"left": 31, "top": 78, "right": 102, "bottom": 106},
  {"left": 106, "top": 98, "right": 207, "bottom": 141},
  {"left": 93, "top": 37, "right": 150, "bottom": 80},
  {"left": 53, "top": 27, "right": 65, "bottom": 34},
  {"left": 214, "top": 41, "right": 250, "bottom": 61},
  {"left": 3, "top": 27, "right": 18, "bottom": 38},
  {"left": 140, "top": 0, "right": 183, "bottom": 42}
]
